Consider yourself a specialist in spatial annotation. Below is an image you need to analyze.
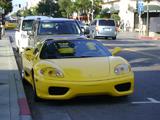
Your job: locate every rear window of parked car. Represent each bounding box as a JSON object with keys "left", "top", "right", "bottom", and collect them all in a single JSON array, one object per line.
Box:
[{"left": 99, "top": 20, "right": 115, "bottom": 26}]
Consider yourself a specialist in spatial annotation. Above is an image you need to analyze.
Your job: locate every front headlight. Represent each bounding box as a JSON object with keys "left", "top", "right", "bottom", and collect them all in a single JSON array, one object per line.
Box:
[
  {"left": 114, "top": 64, "right": 131, "bottom": 75},
  {"left": 39, "top": 67, "right": 64, "bottom": 78}
]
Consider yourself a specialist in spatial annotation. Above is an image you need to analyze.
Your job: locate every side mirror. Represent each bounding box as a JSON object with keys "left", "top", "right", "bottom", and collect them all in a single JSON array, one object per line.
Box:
[
  {"left": 112, "top": 47, "right": 122, "bottom": 56},
  {"left": 27, "top": 31, "right": 34, "bottom": 36}
]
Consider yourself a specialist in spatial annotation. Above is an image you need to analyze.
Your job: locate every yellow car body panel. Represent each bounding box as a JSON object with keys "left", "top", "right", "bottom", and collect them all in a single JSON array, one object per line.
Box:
[{"left": 34, "top": 73, "right": 134, "bottom": 100}]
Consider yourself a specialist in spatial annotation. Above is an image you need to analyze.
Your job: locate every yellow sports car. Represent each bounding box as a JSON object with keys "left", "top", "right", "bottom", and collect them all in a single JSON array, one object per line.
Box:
[
  {"left": 21, "top": 38, "right": 134, "bottom": 101},
  {"left": 5, "top": 20, "right": 17, "bottom": 30}
]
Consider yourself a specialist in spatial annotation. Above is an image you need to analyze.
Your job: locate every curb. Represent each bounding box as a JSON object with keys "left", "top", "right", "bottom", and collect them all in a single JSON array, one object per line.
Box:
[
  {"left": 8, "top": 36, "right": 32, "bottom": 120},
  {"left": 138, "top": 36, "right": 160, "bottom": 40}
]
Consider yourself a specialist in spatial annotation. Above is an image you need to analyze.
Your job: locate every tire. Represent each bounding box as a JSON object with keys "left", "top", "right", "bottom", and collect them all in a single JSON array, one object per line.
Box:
[
  {"left": 20, "top": 57, "right": 28, "bottom": 84},
  {"left": 32, "top": 71, "right": 41, "bottom": 102},
  {"left": 105, "top": 37, "right": 108, "bottom": 40},
  {"left": 112, "top": 36, "right": 116, "bottom": 40}
]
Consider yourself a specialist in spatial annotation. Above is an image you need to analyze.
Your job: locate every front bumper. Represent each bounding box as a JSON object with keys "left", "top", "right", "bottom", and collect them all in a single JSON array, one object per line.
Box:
[{"left": 34, "top": 74, "right": 134, "bottom": 100}]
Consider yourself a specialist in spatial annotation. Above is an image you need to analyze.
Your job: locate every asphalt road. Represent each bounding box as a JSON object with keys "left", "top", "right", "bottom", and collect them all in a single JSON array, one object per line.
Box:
[{"left": 7, "top": 30, "right": 160, "bottom": 120}]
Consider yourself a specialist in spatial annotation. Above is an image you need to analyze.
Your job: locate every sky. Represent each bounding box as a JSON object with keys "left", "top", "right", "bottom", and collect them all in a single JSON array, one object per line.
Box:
[{"left": 12, "top": 0, "right": 27, "bottom": 12}]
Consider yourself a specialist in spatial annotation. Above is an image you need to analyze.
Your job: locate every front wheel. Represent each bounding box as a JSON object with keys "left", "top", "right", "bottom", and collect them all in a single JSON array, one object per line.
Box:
[
  {"left": 32, "top": 71, "right": 42, "bottom": 102},
  {"left": 112, "top": 36, "right": 116, "bottom": 40}
]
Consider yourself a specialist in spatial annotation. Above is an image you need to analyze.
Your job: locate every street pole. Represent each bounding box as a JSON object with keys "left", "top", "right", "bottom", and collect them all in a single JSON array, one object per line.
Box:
[
  {"left": 139, "top": 14, "right": 142, "bottom": 35},
  {"left": 146, "top": 3, "right": 149, "bottom": 36}
]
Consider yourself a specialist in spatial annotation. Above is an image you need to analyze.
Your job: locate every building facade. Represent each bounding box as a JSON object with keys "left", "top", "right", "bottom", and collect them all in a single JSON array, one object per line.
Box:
[
  {"left": 102, "top": 0, "right": 160, "bottom": 32},
  {"left": 26, "top": 0, "right": 41, "bottom": 9}
]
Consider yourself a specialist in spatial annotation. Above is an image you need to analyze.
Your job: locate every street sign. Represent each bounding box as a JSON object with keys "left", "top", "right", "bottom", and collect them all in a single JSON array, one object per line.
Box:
[{"left": 138, "top": 0, "right": 144, "bottom": 15}]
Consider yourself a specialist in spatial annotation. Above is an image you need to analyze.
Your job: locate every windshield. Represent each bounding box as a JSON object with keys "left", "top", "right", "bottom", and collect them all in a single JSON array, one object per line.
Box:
[
  {"left": 22, "top": 20, "right": 34, "bottom": 31},
  {"left": 40, "top": 39, "right": 111, "bottom": 59},
  {"left": 38, "top": 21, "right": 81, "bottom": 35}
]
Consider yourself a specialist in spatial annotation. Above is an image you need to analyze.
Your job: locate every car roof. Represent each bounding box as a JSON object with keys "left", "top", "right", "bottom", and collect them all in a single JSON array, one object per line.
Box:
[
  {"left": 22, "top": 16, "right": 52, "bottom": 20},
  {"left": 93, "top": 18, "right": 115, "bottom": 21},
  {"left": 39, "top": 18, "right": 75, "bottom": 22}
]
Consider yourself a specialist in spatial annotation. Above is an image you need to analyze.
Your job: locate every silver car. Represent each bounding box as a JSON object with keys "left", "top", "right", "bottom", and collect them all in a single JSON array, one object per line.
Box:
[
  {"left": 28, "top": 18, "right": 87, "bottom": 48},
  {"left": 89, "top": 19, "right": 117, "bottom": 40}
]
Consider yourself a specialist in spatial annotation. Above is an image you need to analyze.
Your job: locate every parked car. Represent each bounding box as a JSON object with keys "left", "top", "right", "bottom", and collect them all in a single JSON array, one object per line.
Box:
[
  {"left": 89, "top": 19, "right": 117, "bottom": 40},
  {"left": 27, "top": 18, "right": 86, "bottom": 48},
  {"left": 4, "top": 20, "right": 17, "bottom": 30},
  {"left": 21, "top": 38, "right": 134, "bottom": 101},
  {"left": 15, "top": 16, "right": 51, "bottom": 53}
]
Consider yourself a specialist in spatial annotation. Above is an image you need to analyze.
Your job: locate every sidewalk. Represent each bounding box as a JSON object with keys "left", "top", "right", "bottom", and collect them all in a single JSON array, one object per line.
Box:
[
  {"left": 117, "top": 31, "right": 160, "bottom": 40},
  {"left": 0, "top": 36, "right": 32, "bottom": 120}
]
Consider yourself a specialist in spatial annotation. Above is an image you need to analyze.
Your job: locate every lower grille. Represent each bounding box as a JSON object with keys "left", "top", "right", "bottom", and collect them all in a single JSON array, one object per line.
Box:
[
  {"left": 48, "top": 87, "right": 69, "bottom": 95},
  {"left": 115, "top": 83, "right": 131, "bottom": 92}
]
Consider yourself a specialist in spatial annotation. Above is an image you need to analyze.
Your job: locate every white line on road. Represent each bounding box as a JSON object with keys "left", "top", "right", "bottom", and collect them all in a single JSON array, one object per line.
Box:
[
  {"left": 103, "top": 43, "right": 160, "bottom": 47},
  {"left": 124, "top": 48, "right": 160, "bottom": 59},
  {"left": 132, "top": 65, "right": 160, "bottom": 72},
  {"left": 132, "top": 98, "right": 160, "bottom": 104}
]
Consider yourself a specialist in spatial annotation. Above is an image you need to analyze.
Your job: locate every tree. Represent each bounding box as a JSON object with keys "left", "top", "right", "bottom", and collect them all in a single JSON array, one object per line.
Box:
[
  {"left": 74, "top": 0, "right": 92, "bottom": 13},
  {"left": 97, "top": 8, "right": 110, "bottom": 18},
  {"left": 111, "top": 14, "right": 120, "bottom": 24},
  {"left": 92, "top": 0, "right": 102, "bottom": 18},
  {"left": 0, "top": 0, "right": 12, "bottom": 15},
  {"left": 36, "top": 0, "right": 62, "bottom": 17},
  {"left": 58, "top": 0, "right": 73, "bottom": 18},
  {"left": 144, "top": 0, "right": 151, "bottom": 2}
]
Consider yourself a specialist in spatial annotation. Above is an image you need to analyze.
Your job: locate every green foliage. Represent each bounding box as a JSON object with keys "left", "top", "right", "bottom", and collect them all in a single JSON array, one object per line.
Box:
[
  {"left": 58, "top": 0, "right": 102, "bottom": 18},
  {"left": 58, "top": 0, "right": 73, "bottom": 17},
  {"left": 97, "top": 8, "right": 110, "bottom": 18},
  {"left": 92, "top": 0, "right": 102, "bottom": 18},
  {"left": 0, "top": 0, "right": 12, "bottom": 15},
  {"left": 144, "top": 0, "right": 151, "bottom": 3},
  {"left": 36, "top": 0, "right": 62, "bottom": 17},
  {"left": 74, "top": 0, "right": 92, "bottom": 13},
  {"left": 111, "top": 14, "right": 120, "bottom": 22}
]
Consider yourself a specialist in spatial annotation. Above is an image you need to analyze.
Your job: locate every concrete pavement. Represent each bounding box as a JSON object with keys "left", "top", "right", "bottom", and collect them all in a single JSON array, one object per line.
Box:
[
  {"left": 0, "top": 36, "right": 32, "bottom": 120},
  {"left": 117, "top": 31, "right": 160, "bottom": 40}
]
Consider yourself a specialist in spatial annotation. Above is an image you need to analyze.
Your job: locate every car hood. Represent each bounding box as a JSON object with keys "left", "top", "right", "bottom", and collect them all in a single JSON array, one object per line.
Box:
[
  {"left": 37, "top": 34, "right": 86, "bottom": 42},
  {"left": 46, "top": 57, "right": 110, "bottom": 81}
]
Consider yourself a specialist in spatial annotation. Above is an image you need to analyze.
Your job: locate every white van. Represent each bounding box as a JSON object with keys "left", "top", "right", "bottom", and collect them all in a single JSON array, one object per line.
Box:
[{"left": 15, "top": 16, "right": 51, "bottom": 53}]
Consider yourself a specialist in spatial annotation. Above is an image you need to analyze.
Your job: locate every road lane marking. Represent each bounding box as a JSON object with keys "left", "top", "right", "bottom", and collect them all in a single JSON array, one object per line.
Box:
[
  {"left": 132, "top": 65, "right": 160, "bottom": 71},
  {"left": 124, "top": 48, "right": 160, "bottom": 59},
  {"left": 103, "top": 43, "right": 160, "bottom": 47},
  {"left": 129, "top": 58, "right": 151, "bottom": 64},
  {"left": 132, "top": 98, "right": 160, "bottom": 104}
]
